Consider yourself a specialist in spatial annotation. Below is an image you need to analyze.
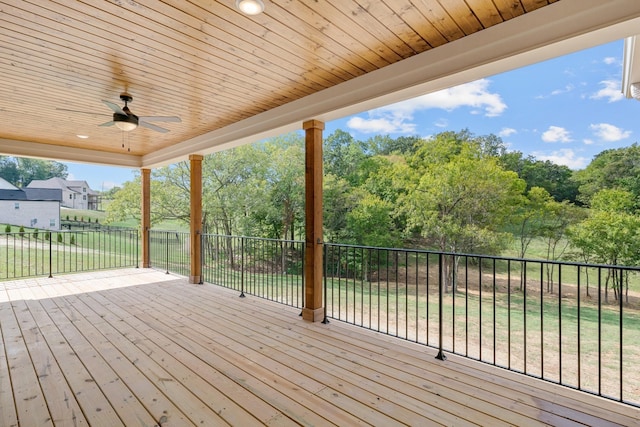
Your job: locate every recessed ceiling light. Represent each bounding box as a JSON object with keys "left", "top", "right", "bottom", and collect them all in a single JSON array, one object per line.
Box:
[
  {"left": 76, "top": 135, "right": 89, "bottom": 139},
  {"left": 236, "top": 0, "right": 264, "bottom": 15}
]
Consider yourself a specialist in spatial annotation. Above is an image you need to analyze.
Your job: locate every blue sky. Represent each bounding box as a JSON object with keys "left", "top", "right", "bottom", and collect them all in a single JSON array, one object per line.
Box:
[{"left": 67, "top": 39, "right": 640, "bottom": 191}]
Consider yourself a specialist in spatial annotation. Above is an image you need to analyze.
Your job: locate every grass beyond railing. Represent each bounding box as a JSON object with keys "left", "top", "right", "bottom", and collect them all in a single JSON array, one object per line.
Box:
[
  {"left": 323, "top": 243, "right": 640, "bottom": 407},
  {"left": 0, "top": 229, "right": 139, "bottom": 280}
]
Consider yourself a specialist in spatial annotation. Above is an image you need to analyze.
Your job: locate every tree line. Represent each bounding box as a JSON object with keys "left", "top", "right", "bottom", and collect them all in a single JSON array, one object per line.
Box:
[{"left": 106, "top": 129, "right": 640, "bottom": 274}]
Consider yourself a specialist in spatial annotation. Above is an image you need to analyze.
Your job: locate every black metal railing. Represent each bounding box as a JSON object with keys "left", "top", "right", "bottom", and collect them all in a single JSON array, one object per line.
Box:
[
  {"left": 201, "top": 234, "right": 305, "bottom": 308},
  {"left": 323, "top": 242, "right": 640, "bottom": 406},
  {"left": 0, "top": 229, "right": 139, "bottom": 280},
  {"left": 148, "top": 230, "right": 192, "bottom": 277},
  {"left": 129, "top": 231, "right": 640, "bottom": 407}
]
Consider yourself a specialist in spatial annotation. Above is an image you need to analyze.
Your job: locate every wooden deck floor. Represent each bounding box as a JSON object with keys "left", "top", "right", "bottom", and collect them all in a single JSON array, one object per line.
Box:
[{"left": 1, "top": 269, "right": 638, "bottom": 426}]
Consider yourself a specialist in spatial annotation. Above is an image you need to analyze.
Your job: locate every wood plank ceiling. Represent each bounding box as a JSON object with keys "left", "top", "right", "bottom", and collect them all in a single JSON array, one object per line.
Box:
[{"left": 0, "top": 0, "right": 639, "bottom": 168}]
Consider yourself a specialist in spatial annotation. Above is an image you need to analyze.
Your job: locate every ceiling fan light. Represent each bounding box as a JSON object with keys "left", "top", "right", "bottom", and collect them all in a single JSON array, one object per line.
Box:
[
  {"left": 236, "top": 0, "right": 264, "bottom": 15},
  {"left": 115, "top": 121, "right": 137, "bottom": 132}
]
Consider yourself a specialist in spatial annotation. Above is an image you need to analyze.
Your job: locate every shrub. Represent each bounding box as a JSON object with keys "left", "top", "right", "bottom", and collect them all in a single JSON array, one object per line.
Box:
[
  {"left": 33, "top": 229, "right": 39, "bottom": 239},
  {"left": 19, "top": 226, "right": 25, "bottom": 235},
  {"left": 74, "top": 215, "right": 77, "bottom": 221},
  {"left": 45, "top": 232, "right": 50, "bottom": 241},
  {"left": 70, "top": 235, "right": 76, "bottom": 245},
  {"left": 66, "top": 215, "right": 69, "bottom": 220},
  {"left": 4, "top": 224, "right": 10, "bottom": 233},
  {"left": 57, "top": 233, "right": 63, "bottom": 243}
]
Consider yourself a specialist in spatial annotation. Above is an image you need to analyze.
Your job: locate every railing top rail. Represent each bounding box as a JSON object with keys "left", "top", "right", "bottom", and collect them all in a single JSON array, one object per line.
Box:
[{"left": 323, "top": 242, "right": 640, "bottom": 272}]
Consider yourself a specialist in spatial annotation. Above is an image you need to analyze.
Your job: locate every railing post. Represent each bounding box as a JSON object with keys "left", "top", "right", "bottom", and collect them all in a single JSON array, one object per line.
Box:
[
  {"left": 322, "top": 243, "right": 329, "bottom": 324},
  {"left": 240, "top": 237, "right": 246, "bottom": 297},
  {"left": 165, "top": 231, "right": 170, "bottom": 274},
  {"left": 48, "top": 231, "right": 53, "bottom": 278},
  {"left": 436, "top": 253, "right": 447, "bottom": 361}
]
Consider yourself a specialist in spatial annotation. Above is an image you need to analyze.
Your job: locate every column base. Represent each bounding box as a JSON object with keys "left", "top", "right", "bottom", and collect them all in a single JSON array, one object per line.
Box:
[
  {"left": 189, "top": 275, "right": 201, "bottom": 284},
  {"left": 302, "top": 307, "right": 325, "bottom": 322}
]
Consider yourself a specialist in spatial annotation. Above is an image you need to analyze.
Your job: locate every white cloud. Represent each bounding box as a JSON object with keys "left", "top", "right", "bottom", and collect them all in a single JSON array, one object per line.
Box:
[
  {"left": 583, "top": 138, "right": 595, "bottom": 145},
  {"left": 346, "top": 79, "right": 506, "bottom": 134},
  {"left": 533, "top": 149, "right": 589, "bottom": 170},
  {"left": 434, "top": 118, "right": 448, "bottom": 128},
  {"left": 346, "top": 116, "right": 416, "bottom": 134},
  {"left": 590, "top": 80, "right": 624, "bottom": 102},
  {"left": 542, "top": 126, "right": 572, "bottom": 143},
  {"left": 603, "top": 56, "right": 617, "bottom": 65},
  {"left": 498, "top": 127, "right": 517, "bottom": 138},
  {"left": 589, "top": 123, "right": 631, "bottom": 142}
]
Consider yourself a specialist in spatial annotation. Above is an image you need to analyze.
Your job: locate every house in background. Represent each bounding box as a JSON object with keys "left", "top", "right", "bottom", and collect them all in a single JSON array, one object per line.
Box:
[
  {"left": 0, "top": 177, "right": 62, "bottom": 230},
  {"left": 27, "top": 177, "right": 100, "bottom": 210}
]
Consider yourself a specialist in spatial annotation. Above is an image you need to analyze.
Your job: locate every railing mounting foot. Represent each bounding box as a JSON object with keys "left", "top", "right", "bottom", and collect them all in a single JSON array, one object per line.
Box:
[
  {"left": 322, "top": 317, "right": 330, "bottom": 324},
  {"left": 435, "top": 351, "right": 447, "bottom": 361},
  {"left": 239, "top": 292, "right": 246, "bottom": 298}
]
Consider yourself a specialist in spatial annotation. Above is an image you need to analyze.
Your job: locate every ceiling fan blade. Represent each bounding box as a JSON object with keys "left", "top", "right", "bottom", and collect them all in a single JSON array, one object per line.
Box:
[
  {"left": 98, "top": 121, "right": 115, "bottom": 127},
  {"left": 139, "top": 121, "right": 169, "bottom": 133},
  {"left": 102, "top": 100, "right": 127, "bottom": 115},
  {"left": 138, "top": 116, "right": 181, "bottom": 123}
]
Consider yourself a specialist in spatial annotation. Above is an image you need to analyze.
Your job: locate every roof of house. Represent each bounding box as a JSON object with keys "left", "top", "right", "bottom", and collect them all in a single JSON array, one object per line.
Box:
[
  {"left": 0, "top": 177, "right": 18, "bottom": 190},
  {"left": 0, "top": 188, "right": 62, "bottom": 202},
  {"left": 27, "top": 178, "right": 98, "bottom": 196}
]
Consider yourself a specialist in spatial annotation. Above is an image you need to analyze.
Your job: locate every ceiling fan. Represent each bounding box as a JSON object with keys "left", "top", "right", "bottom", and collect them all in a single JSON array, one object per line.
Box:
[{"left": 99, "top": 93, "right": 181, "bottom": 133}]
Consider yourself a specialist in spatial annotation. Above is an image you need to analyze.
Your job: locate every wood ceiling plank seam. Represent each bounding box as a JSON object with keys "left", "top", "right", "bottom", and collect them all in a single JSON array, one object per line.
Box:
[
  {"left": 0, "top": 78, "right": 240, "bottom": 131},
  {"left": 245, "top": 4, "right": 368, "bottom": 81},
  {"left": 435, "top": 0, "right": 484, "bottom": 35},
  {"left": 0, "top": 8, "right": 294, "bottom": 111},
  {"left": 19, "top": 0, "right": 318, "bottom": 104},
  {"left": 489, "top": 0, "right": 526, "bottom": 20},
  {"left": 75, "top": 0, "right": 344, "bottom": 93},
  {"left": 345, "top": 0, "right": 423, "bottom": 58},
  {"left": 246, "top": 0, "right": 381, "bottom": 76},
  {"left": 15, "top": 0, "right": 317, "bottom": 102},
  {"left": 350, "top": 0, "right": 431, "bottom": 55},
  {"left": 112, "top": 0, "right": 342, "bottom": 92},
  {"left": 464, "top": 0, "right": 504, "bottom": 28},
  {"left": 380, "top": 0, "right": 449, "bottom": 49},
  {"left": 408, "top": 0, "right": 467, "bottom": 42},
  {"left": 520, "top": 0, "right": 552, "bottom": 13},
  {"left": 123, "top": 0, "right": 346, "bottom": 90},
  {"left": 0, "top": 17, "right": 286, "bottom": 115},
  {"left": 0, "top": 51, "right": 271, "bottom": 124},
  {"left": 298, "top": 0, "right": 407, "bottom": 65},
  {"left": 274, "top": 0, "right": 394, "bottom": 69},
  {"left": 0, "top": 34, "right": 273, "bottom": 120},
  {"left": 0, "top": 44, "right": 265, "bottom": 118}
]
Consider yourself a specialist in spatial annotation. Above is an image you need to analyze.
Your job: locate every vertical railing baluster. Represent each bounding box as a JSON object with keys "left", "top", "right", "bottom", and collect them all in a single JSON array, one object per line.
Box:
[
  {"left": 436, "top": 253, "right": 446, "bottom": 361},
  {"left": 240, "top": 237, "right": 245, "bottom": 298}
]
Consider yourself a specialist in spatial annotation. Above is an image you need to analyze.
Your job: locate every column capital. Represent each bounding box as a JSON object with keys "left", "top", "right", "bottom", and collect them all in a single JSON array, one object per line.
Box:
[{"left": 303, "top": 119, "right": 325, "bottom": 131}]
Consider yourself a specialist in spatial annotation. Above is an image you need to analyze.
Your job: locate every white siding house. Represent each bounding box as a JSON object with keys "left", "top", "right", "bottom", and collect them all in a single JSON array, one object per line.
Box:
[
  {"left": 0, "top": 178, "right": 62, "bottom": 230},
  {"left": 26, "top": 177, "right": 99, "bottom": 210}
]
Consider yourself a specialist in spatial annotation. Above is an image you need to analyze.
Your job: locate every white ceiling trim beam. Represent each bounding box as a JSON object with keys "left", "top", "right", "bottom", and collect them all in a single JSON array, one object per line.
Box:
[
  {"left": 0, "top": 138, "right": 142, "bottom": 168},
  {"left": 142, "top": 0, "right": 640, "bottom": 168},
  {"left": 622, "top": 35, "right": 640, "bottom": 99}
]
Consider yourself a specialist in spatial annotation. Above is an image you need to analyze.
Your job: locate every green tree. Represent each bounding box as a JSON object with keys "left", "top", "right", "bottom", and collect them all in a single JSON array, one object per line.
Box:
[
  {"left": 567, "top": 189, "right": 640, "bottom": 302},
  {"left": 323, "top": 129, "right": 367, "bottom": 185},
  {"left": 0, "top": 156, "right": 68, "bottom": 187},
  {"left": 399, "top": 133, "right": 526, "bottom": 292},
  {"left": 500, "top": 151, "right": 578, "bottom": 202},
  {"left": 573, "top": 144, "right": 640, "bottom": 205}
]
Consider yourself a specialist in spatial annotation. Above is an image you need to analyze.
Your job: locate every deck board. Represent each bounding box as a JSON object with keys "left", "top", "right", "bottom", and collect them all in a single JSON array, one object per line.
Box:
[{"left": 0, "top": 269, "right": 639, "bottom": 426}]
